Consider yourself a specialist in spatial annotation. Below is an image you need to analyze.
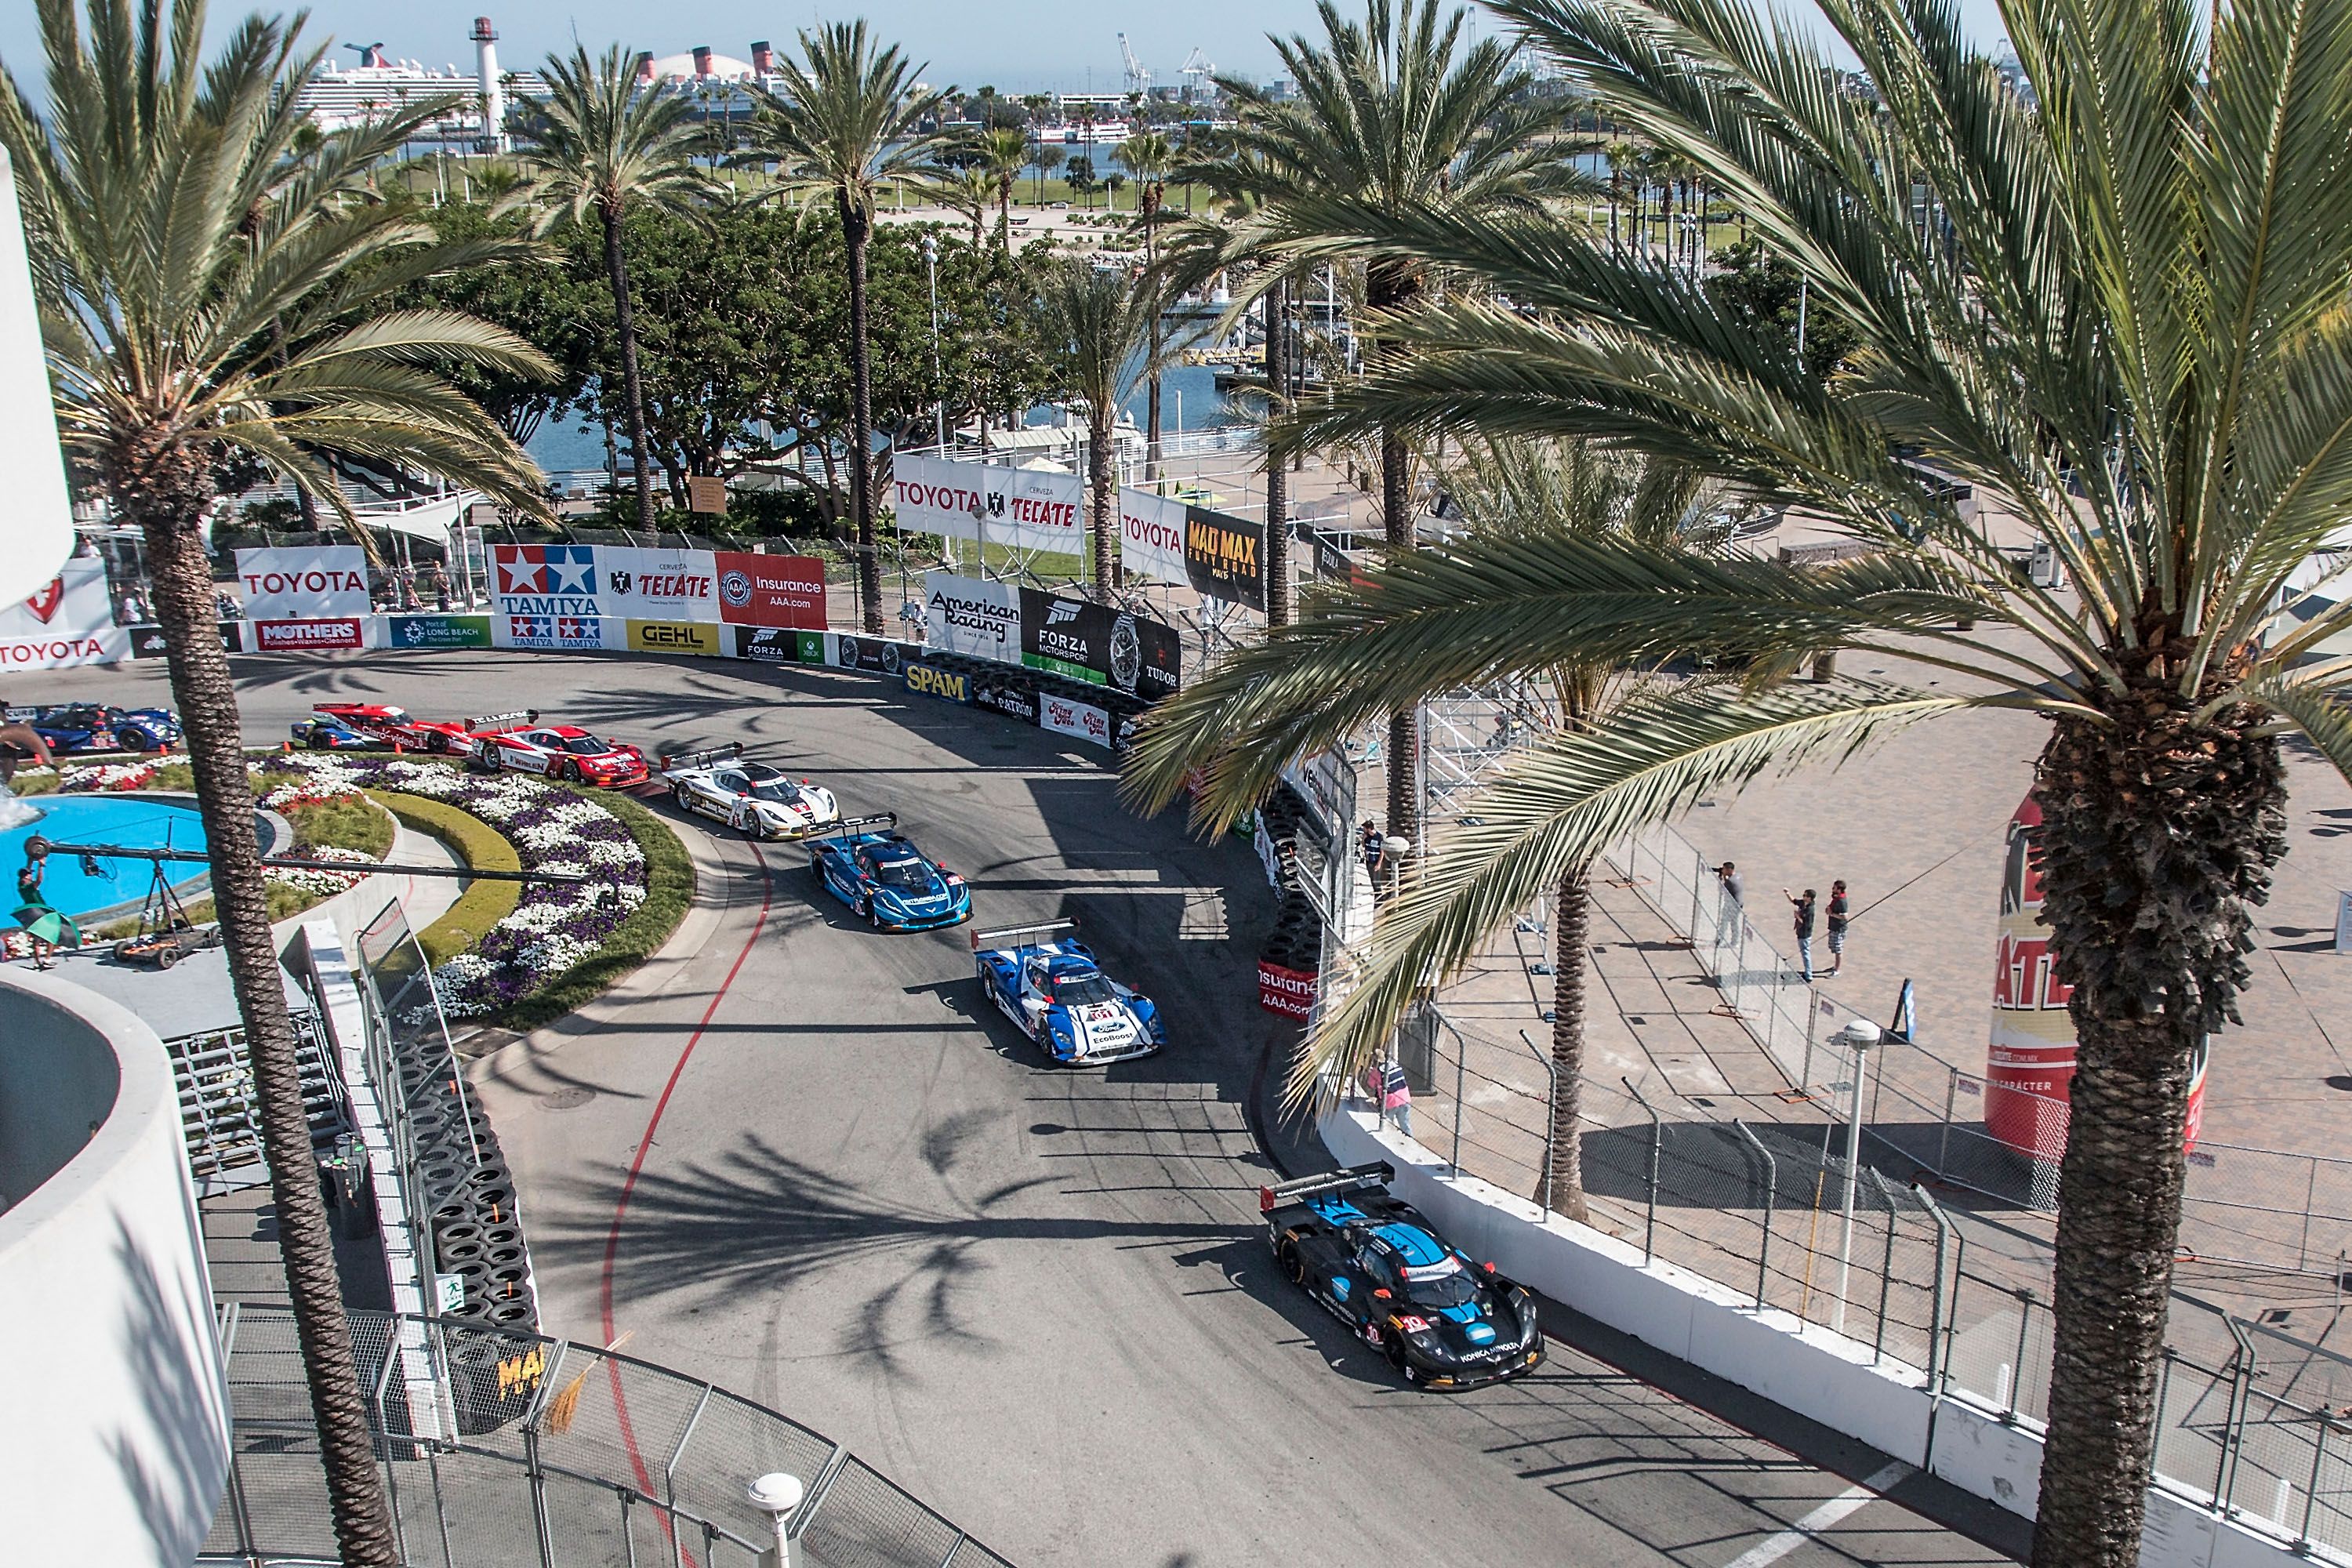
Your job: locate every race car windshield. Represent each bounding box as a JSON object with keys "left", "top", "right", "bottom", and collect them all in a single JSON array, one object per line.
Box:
[
  {"left": 869, "top": 856, "right": 933, "bottom": 891},
  {"left": 745, "top": 779, "right": 801, "bottom": 803},
  {"left": 1052, "top": 973, "right": 1117, "bottom": 1006},
  {"left": 1401, "top": 1256, "right": 1477, "bottom": 1308},
  {"left": 556, "top": 735, "right": 612, "bottom": 756}
]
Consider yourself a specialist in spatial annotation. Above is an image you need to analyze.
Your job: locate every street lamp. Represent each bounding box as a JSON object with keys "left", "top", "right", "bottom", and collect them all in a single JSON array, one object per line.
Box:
[
  {"left": 1830, "top": 1017, "right": 1882, "bottom": 1334},
  {"left": 922, "top": 233, "right": 946, "bottom": 457}
]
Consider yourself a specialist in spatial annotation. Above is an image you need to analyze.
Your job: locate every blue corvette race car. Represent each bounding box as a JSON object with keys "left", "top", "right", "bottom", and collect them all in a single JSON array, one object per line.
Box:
[
  {"left": 5, "top": 702, "right": 181, "bottom": 753},
  {"left": 808, "top": 814, "right": 972, "bottom": 931},
  {"left": 287, "top": 714, "right": 375, "bottom": 750},
  {"left": 972, "top": 920, "right": 1165, "bottom": 1065}
]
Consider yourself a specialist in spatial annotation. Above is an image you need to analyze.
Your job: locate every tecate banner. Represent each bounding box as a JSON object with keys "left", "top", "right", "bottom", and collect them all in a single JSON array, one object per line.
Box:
[
  {"left": 1117, "top": 488, "right": 1189, "bottom": 584},
  {"left": 494, "top": 543, "right": 602, "bottom": 619},
  {"left": 1, "top": 558, "right": 125, "bottom": 670},
  {"left": 922, "top": 572, "right": 1019, "bottom": 662},
  {"left": 731, "top": 626, "right": 825, "bottom": 664},
  {"left": 713, "top": 551, "right": 826, "bottom": 629},
  {"left": 1039, "top": 689, "right": 1112, "bottom": 749},
  {"left": 1258, "top": 959, "right": 1318, "bottom": 1019},
  {"left": 1018, "top": 588, "right": 1181, "bottom": 698},
  {"left": 254, "top": 617, "right": 364, "bottom": 652},
  {"left": 902, "top": 660, "right": 971, "bottom": 704},
  {"left": 384, "top": 613, "right": 492, "bottom": 650},
  {"left": 1183, "top": 504, "right": 1265, "bottom": 611},
  {"left": 598, "top": 546, "right": 718, "bottom": 620},
  {"left": 234, "top": 546, "right": 369, "bottom": 621},
  {"left": 892, "top": 454, "right": 1085, "bottom": 554},
  {"left": 494, "top": 612, "right": 613, "bottom": 652}
]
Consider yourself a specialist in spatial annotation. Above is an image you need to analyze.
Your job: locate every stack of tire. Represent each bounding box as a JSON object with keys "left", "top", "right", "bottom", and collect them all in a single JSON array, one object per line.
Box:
[
  {"left": 1256, "top": 786, "right": 1325, "bottom": 1008},
  {"left": 909, "top": 648, "right": 1154, "bottom": 749}
]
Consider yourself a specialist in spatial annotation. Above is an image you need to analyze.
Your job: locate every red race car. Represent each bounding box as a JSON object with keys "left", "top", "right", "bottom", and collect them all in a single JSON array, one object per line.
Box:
[
  {"left": 468, "top": 715, "right": 649, "bottom": 787},
  {"left": 308, "top": 702, "right": 476, "bottom": 754}
]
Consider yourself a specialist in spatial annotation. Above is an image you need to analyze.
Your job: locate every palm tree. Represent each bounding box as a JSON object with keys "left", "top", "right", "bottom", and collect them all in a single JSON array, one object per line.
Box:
[
  {"left": 978, "top": 125, "right": 1029, "bottom": 247},
  {"left": 1136, "top": 0, "right": 2352, "bottom": 1558},
  {"left": 1206, "top": 0, "right": 1589, "bottom": 852},
  {"left": 1033, "top": 260, "right": 1156, "bottom": 592},
  {"left": 939, "top": 163, "right": 993, "bottom": 248},
  {"left": 1117, "top": 130, "right": 1175, "bottom": 474},
  {"left": 1, "top": 2, "right": 548, "bottom": 1561},
  {"left": 746, "top": 22, "right": 946, "bottom": 635},
  {"left": 509, "top": 43, "right": 713, "bottom": 532},
  {"left": 1034, "top": 140, "right": 1066, "bottom": 202}
]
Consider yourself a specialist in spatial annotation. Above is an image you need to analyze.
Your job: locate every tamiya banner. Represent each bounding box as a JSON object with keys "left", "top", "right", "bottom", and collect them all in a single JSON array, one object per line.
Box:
[
  {"left": 713, "top": 551, "right": 826, "bottom": 629},
  {"left": 597, "top": 546, "right": 718, "bottom": 621},
  {"left": 892, "top": 455, "right": 1085, "bottom": 554},
  {"left": 493, "top": 612, "right": 615, "bottom": 652},
  {"left": 254, "top": 617, "right": 365, "bottom": 652},
  {"left": 922, "top": 572, "right": 1019, "bottom": 662},
  {"left": 1018, "top": 588, "right": 1181, "bottom": 699},
  {"left": 1183, "top": 504, "right": 1265, "bottom": 611},
  {"left": 1117, "top": 489, "right": 1188, "bottom": 584},
  {"left": 1039, "top": 688, "right": 1112, "bottom": 749},
  {"left": 493, "top": 544, "right": 601, "bottom": 619},
  {"left": 0, "top": 557, "right": 125, "bottom": 670},
  {"left": 234, "top": 546, "right": 370, "bottom": 621}
]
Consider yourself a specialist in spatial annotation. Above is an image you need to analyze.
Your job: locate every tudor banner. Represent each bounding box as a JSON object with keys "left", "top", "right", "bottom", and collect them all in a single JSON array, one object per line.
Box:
[
  {"left": 923, "top": 572, "right": 1019, "bottom": 662},
  {"left": 713, "top": 551, "right": 826, "bottom": 629},
  {"left": 1017, "top": 588, "right": 1181, "bottom": 699},
  {"left": 1183, "top": 504, "right": 1265, "bottom": 611},
  {"left": 1117, "top": 488, "right": 1189, "bottom": 584},
  {"left": 891, "top": 454, "right": 1085, "bottom": 555},
  {"left": 0, "top": 557, "right": 125, "bottom": 670}
]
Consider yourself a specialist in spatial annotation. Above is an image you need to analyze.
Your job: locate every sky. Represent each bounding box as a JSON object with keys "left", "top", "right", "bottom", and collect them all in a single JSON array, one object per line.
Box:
[{"left": 0, "top": 0, "right": 2016, "bottom": 100}]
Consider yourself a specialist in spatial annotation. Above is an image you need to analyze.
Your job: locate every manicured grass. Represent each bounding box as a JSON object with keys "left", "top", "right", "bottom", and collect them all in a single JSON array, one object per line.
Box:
[
  {"left": 484, "top": 782, "right": 695, "bottom": 1033},
  {"left": 288, "top": 793, "right": 394, "bottom": 858},
  {"left": 369, "top": 789, "right": 524, "bottom": 966}
]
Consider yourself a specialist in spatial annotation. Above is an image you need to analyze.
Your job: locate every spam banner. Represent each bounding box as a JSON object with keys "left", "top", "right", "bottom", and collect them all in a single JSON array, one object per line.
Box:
[
  {"left": 1017, "top": 588, "right": 1181, "bottom": 699},
  {"left": 902, "top": 659, "right": 971, "bottom": 704},
  {"left": 731, "top": 626, "right": 826, "bottom": 664},
  {"left": 1183, "top": 504, "right": 1265, "bottom": 611},
  {"left": 623, "top": 619, "right": 724, "bottom": 656}
]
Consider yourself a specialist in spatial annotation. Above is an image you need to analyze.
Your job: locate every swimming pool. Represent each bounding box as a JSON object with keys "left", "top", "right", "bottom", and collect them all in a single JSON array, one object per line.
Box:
[{"left": 2, "top": 793, "right": 212, "bottom": 919}]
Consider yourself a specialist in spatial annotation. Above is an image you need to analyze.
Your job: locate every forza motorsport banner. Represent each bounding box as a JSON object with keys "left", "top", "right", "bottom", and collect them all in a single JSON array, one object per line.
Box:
[
  {"left": 493, "top": 612, "right": 616, "bottom": 652},
  {"left": 1018, "top": 588, "right": 1181, "bottom": 699},
  {"left": 922, "top": 572, "right": 1019, "bottom": 662},
  {"left": 891, "top": 454, "right": 1085, "bottom": 554},
  {"left": 1116, "top": 488, "right": 1189, "bottom": 584},
  {"left": 493, "top": 543, "right": 602, "bottom": 619},
  {"left": 0, "top": 557, "right": 126, "bottom": 670},
  {"left": 731, "top": 626, "right": 825, "bottom": 664},
  {"left": 1039, "top": 688, "right": 1112, "bottom": 749},
  {"left": 713, "top": 551, "right": 826, "bottom": 628},
  {"left": 1183, "top": 504, "right": 1265, "bottom": 611},
  {"left": 234, "top": 546, "right": 369, "bottom": 621},
  {"left": 597, "top": 546, "right": 718, "bottom": 620}
]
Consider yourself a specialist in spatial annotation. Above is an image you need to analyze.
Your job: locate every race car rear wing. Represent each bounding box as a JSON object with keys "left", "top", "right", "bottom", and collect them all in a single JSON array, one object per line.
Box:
[
  {"left": 658, "top": 741, "right": 744, "bottom": 771},
  {"left": 969, "top": 918, "right": 1076, "bottom": 951},
  {"left": 814, "top": 812, "right": 898, "bottom": 843},
  {"left": 464, "top": 710, "right": 539, "bottom": 733},
  {"left": 1260, "top": 1161, "right": 1396, "bottom": 1214}
]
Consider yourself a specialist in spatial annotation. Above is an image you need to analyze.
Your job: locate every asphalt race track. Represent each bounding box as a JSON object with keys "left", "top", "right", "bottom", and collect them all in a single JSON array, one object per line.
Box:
[{"left": 13, "top": 649, "right": 2028, "bottom": 1567}]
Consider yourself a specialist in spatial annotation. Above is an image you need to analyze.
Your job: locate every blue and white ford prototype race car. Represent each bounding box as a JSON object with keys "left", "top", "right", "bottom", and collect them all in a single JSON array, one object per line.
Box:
[
  {"left": 972, "top": 920, "right": 1166, "bottom": 1065},
  {"left": 809, "top": 814, "right": 971, "bottom": 931},
  {"left": 659, "top": 742, "right": 840, "bottom": 840}
]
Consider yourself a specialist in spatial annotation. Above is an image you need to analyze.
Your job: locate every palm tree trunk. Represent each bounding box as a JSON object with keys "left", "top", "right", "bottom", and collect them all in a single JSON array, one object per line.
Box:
[
  {"left": 1089, "top": 416, "right": 1116, "bottom": 595},
  {"left": 131, "top": 458, "right": 397, "bottom": 1564},
  {"left": 601, "top": 203, "right": 656, "bottom": 532},
  {"left": 1370, "top": 260, "right": 1421, "bottom": 851},
  {"left": 1144, "top": 194, "right": 1162, "bottom": 482},
  {"left": 842, "top": 199, "right": 884, "bottom": 634},
  {"left": 997, "top": 176, "right": 1012, "bottom": 250},
  {"left": 1548, "top": 863, "right": 1592, "bottom": 1221},
  {"left": 1262, "top": 273, "right": 1291, "bottom": 628},
  {"left": 2027, "top": 701, "right": 2287, "bottom": 1568}
]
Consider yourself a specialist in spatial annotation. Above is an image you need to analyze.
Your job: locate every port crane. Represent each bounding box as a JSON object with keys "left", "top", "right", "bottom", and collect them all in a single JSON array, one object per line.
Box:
[
  {"left": 1118, "top": 32, "right": 1151, "bottom": 96},
  {"left": 1179, "top": 48, "right": 1215, "bottom": 98}
]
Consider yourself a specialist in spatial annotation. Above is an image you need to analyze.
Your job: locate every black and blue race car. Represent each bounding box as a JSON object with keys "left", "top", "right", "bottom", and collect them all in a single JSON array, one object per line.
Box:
[
  {"left": 809, "top": 814, "right": 972, "bottom": 931},
  {"left": 972, "top": 920, "right": 1165, "bottom": 1064},
  {"left": 287, "top": 714, "right": 375, "bottom": 750},
  {"left": 1262, "top": 1163, "right": 1544, "bottom": 1390},
  {"left": 5, "top": 702, "right": 181, "bottom": 753}
]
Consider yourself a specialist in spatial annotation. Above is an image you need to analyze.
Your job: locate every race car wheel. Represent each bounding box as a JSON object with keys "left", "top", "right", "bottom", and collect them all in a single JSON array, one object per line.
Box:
[
  {"left": 560, "top": 759, "right": 581, "bottom": 783},
  {"left": 1382, "top": 1330, "right": 1412, "bottom": 1379},
  {"left": 673, "top": 782, "right": 694, "bottom": 810},
  {"left": 1278, "top": 1240, "right": 1305, "bottom": 1287},
  {"left": 480, "top": 746, "right": 501, "bottom": 773},
  {"left": 122, "top": 729, "right": 156, "bottom": 753}
]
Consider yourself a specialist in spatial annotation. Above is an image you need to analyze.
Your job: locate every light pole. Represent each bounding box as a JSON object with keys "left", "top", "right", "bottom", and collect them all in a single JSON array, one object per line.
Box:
[
  {"left": 1831, "top": 1017, "right": 1882, "bottom": 1334},
  {"left": 747, "top": 1472, "right": 806, "bottom": 1567},
  {"left": 923, "top": 232, "right": 950, "bottom": 572}
]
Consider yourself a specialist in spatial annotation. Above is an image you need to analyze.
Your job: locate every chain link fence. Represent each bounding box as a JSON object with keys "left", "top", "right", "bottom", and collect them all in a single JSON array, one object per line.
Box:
[{"left": 199, "top": 1302, "right": 1013, "bottom": 1568}]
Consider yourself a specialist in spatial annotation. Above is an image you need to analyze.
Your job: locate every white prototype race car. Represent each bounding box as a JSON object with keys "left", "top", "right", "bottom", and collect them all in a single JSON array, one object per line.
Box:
[
  {"left": 659, "top": 742, "right": 841, "bottom": 840},
  {"left": 973, "top": 920, "right": 1166, "bottom": 1065}
]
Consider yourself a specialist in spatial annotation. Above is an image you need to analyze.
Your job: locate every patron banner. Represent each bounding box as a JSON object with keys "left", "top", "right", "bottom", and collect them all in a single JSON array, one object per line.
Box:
[
  {"left": 891, "top": 455, "right": 1085, "bottom": 555},
  {"left": 234, "top": 546, "right": 369, "bottom": 621},
  {"left": 1183, "top": 504, "right": 1265, "bottom": 611},
  {"left": 713, "top": 551, "right": 826, "bottom": 629},
  {"left": 922, "top": 572, "right": 1019, "bottom": 662},
  {"left": 1117, "top": 488, "right": 1188, "bottom": 584},
  {"left": 1039, "top": 688, "right": 1112, "bottom": 749},
  {"left": 493, "top": 544, "right": 603, "bottom": 619},
  {"left": 1018, "top": 588, "right": 1181, "bottom": 699},
  {"left": 597, "top": 546, "right": 717, "bottom": 621}
]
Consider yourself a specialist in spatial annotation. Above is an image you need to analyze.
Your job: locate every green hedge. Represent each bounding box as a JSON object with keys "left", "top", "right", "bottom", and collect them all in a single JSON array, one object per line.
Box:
[{"left": 369, "top": 790, "right": 524, "bottom": 965}]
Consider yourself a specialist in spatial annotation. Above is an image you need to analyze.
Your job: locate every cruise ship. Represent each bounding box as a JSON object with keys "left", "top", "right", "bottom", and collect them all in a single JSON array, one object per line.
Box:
[{"left": 287, "top": 22, "right": 546, "bottom": 147}]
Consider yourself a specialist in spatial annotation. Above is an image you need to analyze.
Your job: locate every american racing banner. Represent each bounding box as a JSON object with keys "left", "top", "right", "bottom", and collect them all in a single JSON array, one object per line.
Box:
[
  {"left": 494, "top": 543, "right": 602, "bottom": 619},
  {"left": 1183, "top": 504, "right": 1265, "bottom": 611},
  {"left": 234, "top": 546, "right": 370, "bottom": 621},
  {"left": 923, "top": 572, "right": 1019, "bottom": 662},
  {"left": 1018, "top": 588, "right": 1181, "bottom": 699},
  {"left": 891, "top": 454, "right": 1086, "bottom": 555},
  {"left": 597, "top": 546, "right": 718, "bottom": 621},
  {"left": 1039, "top": 688, "right": 1112, "bottom": 749},
  {"left": 713, "top": 551, "right": 826, "bottom": 629},
  {"left": 0, "top": 557, "right": 127, "bottom": 670},
  {"left": 1116, "top": 489, "right": 1188, "bottom": 584}
]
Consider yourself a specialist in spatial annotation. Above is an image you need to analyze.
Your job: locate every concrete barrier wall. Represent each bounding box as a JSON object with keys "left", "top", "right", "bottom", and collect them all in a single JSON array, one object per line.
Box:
[
  {"left": 1319, "top": 1103, "right": 2323, "bottom": 1568},
  {"left": 0, "top": 971, "right": 230, "bottom": 1566}
]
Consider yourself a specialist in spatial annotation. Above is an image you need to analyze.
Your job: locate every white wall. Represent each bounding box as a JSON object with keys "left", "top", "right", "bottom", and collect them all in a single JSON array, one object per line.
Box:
[
  {"left": 0, "top": 144, "right": 75, "bottom": 602},
  {"left": 0, "top": 971, "right": 231, "bottom": 1566}
]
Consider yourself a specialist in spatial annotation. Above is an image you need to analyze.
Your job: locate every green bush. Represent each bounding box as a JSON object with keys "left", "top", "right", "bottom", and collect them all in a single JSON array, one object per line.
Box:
[
  {"left": 369, "top": 790, "right": 524, "bottom": 965},
  {"left": 286, "top": 793, "right": 394, "bottom": 858}
]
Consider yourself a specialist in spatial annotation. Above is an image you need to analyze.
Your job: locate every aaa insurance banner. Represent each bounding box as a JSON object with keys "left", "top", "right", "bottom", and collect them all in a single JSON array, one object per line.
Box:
[
  {"left": 0, "top": 557, "right": 126, "bottom": 670},
  {"left": 892, "top": 455, "right": 1085, "bottom": 555}
]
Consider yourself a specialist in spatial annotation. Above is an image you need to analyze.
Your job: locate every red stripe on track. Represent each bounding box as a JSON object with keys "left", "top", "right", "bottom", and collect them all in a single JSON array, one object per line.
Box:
[{"left": 597, "top": 839, "right": 772, "bottom": 1543}]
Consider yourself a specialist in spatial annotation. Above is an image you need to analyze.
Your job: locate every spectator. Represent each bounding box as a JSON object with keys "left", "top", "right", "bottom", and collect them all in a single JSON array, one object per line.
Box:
[
  {"left": 1364, "top": 1057, "right": 1413, "bottom": 1137},
  {"left": 1784, "top": 887, "right": 1818, "bottom": 984},
  {"left": 1361, "top": 819, "right": 1384, "bottom": 887},
  {"left": 1825, "top": 880, "right": 1850, "bottom": 977},
  {"left": 1713, "top": 861, "right": 1744, "bottom": 978}
]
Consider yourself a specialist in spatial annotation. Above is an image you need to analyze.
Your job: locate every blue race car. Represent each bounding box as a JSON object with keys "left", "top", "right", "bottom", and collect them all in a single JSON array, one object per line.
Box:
[
  {"left": 287, "top": 715, "right": 375, "bottom": 750},
  {"left": 808, "top": 814, "right": 972, "bottom": 931},
  {"left": 972, "top": 920, "right": 1165, "bottom": 1065},
  {"left": 1261, "top": 1163, "right": 1544, "bottom": 1390},
  {"left": 5, "top": 701, "right": 181, "bottom": 753}
]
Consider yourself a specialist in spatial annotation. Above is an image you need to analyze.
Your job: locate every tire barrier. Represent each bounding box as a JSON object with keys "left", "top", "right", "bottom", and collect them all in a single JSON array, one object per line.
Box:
[
  {"left": 387, "top": 1026, "right": 539, "bottom": 1343},
  {"left": 1255, "top": 783, "right": 1325, "bottom": 1020}
]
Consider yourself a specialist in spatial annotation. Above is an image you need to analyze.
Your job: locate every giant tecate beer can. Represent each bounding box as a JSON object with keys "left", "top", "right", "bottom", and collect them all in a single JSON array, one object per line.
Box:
[{"left": 1987, "top": 793, "right": 2207, "bottom": 1159}]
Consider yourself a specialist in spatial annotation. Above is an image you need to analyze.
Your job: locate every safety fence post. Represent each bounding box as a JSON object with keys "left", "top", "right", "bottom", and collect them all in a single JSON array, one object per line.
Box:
[
  {"left": 666, "top": 1383, "right": 716, "bottom": 1568},
  {"left": 2300, "top": 1412, "right": 2333, "bottom": 1550},
  {"left": 1735, "top": 1120, "right": 1776, "bottom": 1308},
  {"left": 1452, "top": 1026, "right": 1467, "bottom": 1176},
  {"left": 1625, "top": 1076, "right": 1662, "bottom": 1264},
  {"left": 1870, "top": 1171, "right": 1898, "bottom": 1363},
  {"left": 2003, "top": 1289, "right": 2035, "bottom": 1422},
  {"left": 1937, "top": 1068, "right": 1958, "bottom": 1178},
  {"left": 2219, "top": 1317, "right": 2257, "bottom": 1510}
]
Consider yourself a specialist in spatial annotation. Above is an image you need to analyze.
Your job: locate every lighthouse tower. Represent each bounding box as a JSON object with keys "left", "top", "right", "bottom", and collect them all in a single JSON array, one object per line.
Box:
[{"left": 470, "top": 16, "right": 506, "bottom": 152}]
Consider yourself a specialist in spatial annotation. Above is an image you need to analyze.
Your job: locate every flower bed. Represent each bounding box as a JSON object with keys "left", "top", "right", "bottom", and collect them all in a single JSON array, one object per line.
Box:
[{"left": 259, "top": 753, "right": 648, "bottom": 1019}]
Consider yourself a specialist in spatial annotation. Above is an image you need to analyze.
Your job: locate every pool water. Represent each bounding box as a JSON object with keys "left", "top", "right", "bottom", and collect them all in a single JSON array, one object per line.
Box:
[{"left": 1, "top": 793, "right": 211, "bottom": 918}]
